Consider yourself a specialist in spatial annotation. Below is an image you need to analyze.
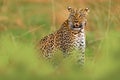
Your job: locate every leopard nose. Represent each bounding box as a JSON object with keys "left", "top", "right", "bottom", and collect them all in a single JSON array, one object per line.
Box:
[
  {"left": 74, "top": 23, "right": 79, "bottom": 27},
  {"left": 75, "top": 24, "right": 79, "bottom": 26}
]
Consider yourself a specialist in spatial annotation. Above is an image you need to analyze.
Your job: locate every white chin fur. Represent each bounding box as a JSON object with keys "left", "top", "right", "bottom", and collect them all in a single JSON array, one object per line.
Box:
[{"left": 72, "top": 28, "right": 81, "bottom": 31}]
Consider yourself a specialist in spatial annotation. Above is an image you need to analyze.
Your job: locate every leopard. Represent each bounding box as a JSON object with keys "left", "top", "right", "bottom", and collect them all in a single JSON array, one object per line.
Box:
[{"left": 37, "top": 7, "right": 89, "bottom": 65}]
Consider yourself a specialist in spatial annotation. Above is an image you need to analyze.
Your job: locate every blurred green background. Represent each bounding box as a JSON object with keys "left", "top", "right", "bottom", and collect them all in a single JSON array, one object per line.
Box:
[{"left": 0, "top": 0, "right": 120, "bottom": 80}]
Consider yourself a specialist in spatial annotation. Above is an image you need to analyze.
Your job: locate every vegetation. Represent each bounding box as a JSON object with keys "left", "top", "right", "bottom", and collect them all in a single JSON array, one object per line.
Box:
[{"left": 0, "top": 0, "right": 120, "bottom": 80}]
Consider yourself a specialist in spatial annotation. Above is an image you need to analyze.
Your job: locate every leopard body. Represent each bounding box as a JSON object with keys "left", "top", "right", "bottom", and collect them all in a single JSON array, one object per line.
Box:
[{"left": 37, "top": 7, "right": 89, "bottom": 64}]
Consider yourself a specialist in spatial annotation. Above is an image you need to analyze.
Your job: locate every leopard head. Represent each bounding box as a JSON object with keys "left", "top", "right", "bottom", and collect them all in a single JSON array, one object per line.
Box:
[{"left": 67, "top": 6, "right": 89, "bottom": 31}]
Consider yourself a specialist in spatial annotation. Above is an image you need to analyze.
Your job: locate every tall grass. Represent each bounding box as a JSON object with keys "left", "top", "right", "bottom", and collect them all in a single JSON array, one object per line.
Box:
[{"left": 0, "top": 0, "right": 120, "bottom": 80}]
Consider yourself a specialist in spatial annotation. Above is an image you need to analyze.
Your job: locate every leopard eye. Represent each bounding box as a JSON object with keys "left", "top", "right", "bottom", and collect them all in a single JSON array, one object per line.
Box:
[
  {"left": 79, "top": 14, "right": 84, "bottom": 18},
  {"left": 71, "top": 15, "right": 75, "bottom": 18},
  {"left": 79, "top": 14, "right": 85, "bottom": 18}
]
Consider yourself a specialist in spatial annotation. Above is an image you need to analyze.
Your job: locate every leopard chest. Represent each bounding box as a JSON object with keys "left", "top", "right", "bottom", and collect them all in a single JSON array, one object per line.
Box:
[{"left": 73, "top": 32, "right": 85, "bottom": 50}]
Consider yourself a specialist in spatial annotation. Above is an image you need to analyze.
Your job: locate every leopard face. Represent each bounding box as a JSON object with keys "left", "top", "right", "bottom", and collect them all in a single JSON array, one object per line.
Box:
[{"left": 67, "top": 7, "right": 89, "bottom": 31}]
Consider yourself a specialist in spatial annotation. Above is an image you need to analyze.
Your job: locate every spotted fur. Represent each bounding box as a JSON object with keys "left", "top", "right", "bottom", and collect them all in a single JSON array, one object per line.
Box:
[{"left": 37, "top": 7, "right": 89, "bottom": 65}]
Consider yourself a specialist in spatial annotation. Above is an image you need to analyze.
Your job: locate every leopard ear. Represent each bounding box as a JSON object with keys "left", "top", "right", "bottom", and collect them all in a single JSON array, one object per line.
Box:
[
  {"left": 84, "top": 8, "right": 90, "bottom": 15},
  {"left": 67, "top": 6, "right": 73, "bottom": 12}
]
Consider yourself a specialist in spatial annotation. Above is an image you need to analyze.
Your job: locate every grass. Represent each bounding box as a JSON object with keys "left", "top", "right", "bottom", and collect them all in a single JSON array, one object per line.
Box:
[{"left": 0, "top": 0, "right": 120, "bottom": 80}]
